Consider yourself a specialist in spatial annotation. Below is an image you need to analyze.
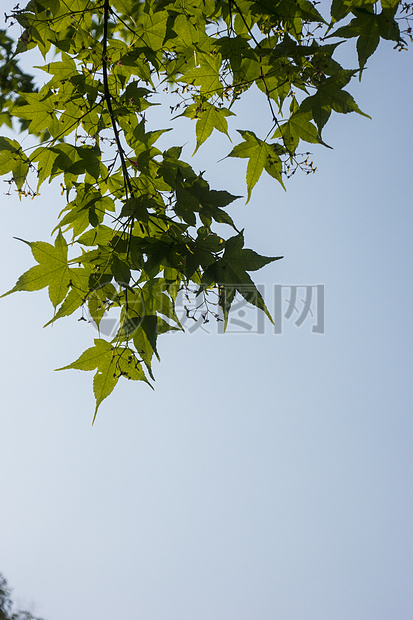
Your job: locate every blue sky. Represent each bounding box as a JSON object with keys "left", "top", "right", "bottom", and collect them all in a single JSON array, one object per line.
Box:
[{"left": 0, "top": 4, "right": 412, "bottom": 620}]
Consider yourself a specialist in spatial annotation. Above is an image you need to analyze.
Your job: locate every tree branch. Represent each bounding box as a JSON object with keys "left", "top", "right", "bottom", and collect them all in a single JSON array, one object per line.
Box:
[{"left": 102, "top": 0, "right": 134, "bottom": 199}]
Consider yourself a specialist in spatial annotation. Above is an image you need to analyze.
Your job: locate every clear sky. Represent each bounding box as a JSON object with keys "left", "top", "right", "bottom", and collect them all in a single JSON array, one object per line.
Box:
[{"left": 1, "top": 3, "right": 412, "bottom": 620}]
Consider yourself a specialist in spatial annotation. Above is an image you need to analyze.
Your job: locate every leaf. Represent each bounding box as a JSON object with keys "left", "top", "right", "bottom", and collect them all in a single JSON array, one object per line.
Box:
[
  {"left": 11, "top": 157, "right": 29, "bottom": 190},
  {"left": 228, "top": 131, "right": 285, "bottom": 201},
  {"left": 112, "top": 255, "right": 131, "bottom": 286},
  {"left": 135, "top": 11, "right": 168, "bottom": 51},
  {"left": 221, "top": 233, "right": 281, "bottom": 322},
  {"left": 227, "top": 131, "right": 266, "bottom": 201},
  {"left": 330, "top": 10, "right": 381, "bottom": 70},
  {"left": 172, "top": 13, "right": 200, "bottom": 48},
  {"left": 77, "top": 225, "right": 116, "bottom": 247},
  {"left": 330, "top": 0, "right": 375, "bottom": 21},
  {"left": 0, "top": 137, "right": 21, "bottom": 175},
  {"left": 13, "top": 92, "right": 57, "bottom": 134},
  {"left": 57, "top": 339, "right": 150, "bottom": 422},
  {"left": 224, "top": 232, "right": 283, "bottom": 272},
  {"left": 36, "top": 52, "right": 78, "bottom": 80},
  {"left": 193, "top": 103, "right": 234, "bottom": 153},
  {"left": 201, "top": 232, "right": 281, "bottom": 326},
  {"left": 299, "top": 71, "right": 370, "bottom": 132},
  {"left": 2, "top": 231, "right": 72, "bottom": 307},
  {"left": 330, "top": 0, "right": 351, "bottom": 21},
  {"left": 57, "top": 338, "right": 113, "bottom": 372},
  {"left": 181, "top": 53, "right": 223, "bottom": 95},
  {"left": 380, "top": 0, "right": 399, "bottom": 8},
  {"left": 273, "top": 111, "right": 325, "bottom": 151},
  {"left": 31, "top": 146, "right": 60, "bottom": 189},
  {"left": 92, "top": 355, "right": 119, "bottom": 420},
  {"left": 133, "top": 321, "right": 157, "bottom": 378},
  {"left": 0, "top": 136, "right": 29, "bottom": 189},
  {"left": 120, "top": 195, "right": 150, "bottom": 221},
  {"left": 58, "top": 339, "right": 120, "bottom": 422},
  {"left": 42, "top": 262, "right": 94, "bottom": 327}
]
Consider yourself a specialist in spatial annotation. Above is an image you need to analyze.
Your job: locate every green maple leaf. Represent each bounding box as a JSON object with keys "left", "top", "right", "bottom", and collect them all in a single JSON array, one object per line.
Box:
[
  {"left": 136, "top": 11, "right": 168, "bottom": 51},
  {"left": 43, "top": 264, "right": 95, "bottom": 328},
  {"left": 273, "top": 111, "right": 325, "bottom": 152},
  {"left": 330, "top": 8, "right": 400, "bottom": 71},
  {"left": 300, "top": 70, "right": 370, "bottom": 132},
  {"left": 36, "top": 52, "right": 78, "bottom": 81},
  {"left": 181, "top": 53, "right": 223, "bottom": 95},
  {"left": 1, "top": 230, "right": 72, "bottom": 307},
  {"left": 228, "top": 131, "right": 285, "bottom": 201},
  {"left": 224, "top": 232, "right": 283, "bottom": 272},
  {"left": 13, "top": 92, "right": 57, "bottom": 134},
  {"left": 0, "top": 136, "right": 29, "bottom": 190},
  {"left": 56, "top": 339, "right": 151, "bottom": 422},
  {"left": 31, "top": 146, "right": 60, "bottom": 190},
  {"left": 222, "top": 232, "right": 282, "bottom": 324},
  {"left": 202, "top": 232, "right": 282, "bottom": 326},
  {"left": 331, "top": 10, "right": 380, "bottom": 70},
  {"left": 193, "top": 102, "right": 234, "bottom": 153}
]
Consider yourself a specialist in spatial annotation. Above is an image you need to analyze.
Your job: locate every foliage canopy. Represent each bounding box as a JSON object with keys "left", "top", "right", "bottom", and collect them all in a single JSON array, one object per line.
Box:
[
  {"left": 0, "top": 573, "right": 43, "bottom": 620},
  {"left": 0, "top": 0, "right": 411, "bottom": 419}
]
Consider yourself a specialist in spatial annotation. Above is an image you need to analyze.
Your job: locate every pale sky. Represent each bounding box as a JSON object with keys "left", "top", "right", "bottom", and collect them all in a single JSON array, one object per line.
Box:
[{"left": 0, "top": 3, "right": 412, "bottom": 620}]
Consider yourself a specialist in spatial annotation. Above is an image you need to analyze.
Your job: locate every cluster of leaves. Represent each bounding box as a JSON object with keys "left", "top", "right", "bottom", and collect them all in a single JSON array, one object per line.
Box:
[
  {"left": 0, "top": 29, "right": 36, "bottom": 129},
  {"left": 0, "top": 0, "right": 409, "bottom": 419},
  {"left": 0, "top": 573, "right": 44, "bottom": 620}
]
